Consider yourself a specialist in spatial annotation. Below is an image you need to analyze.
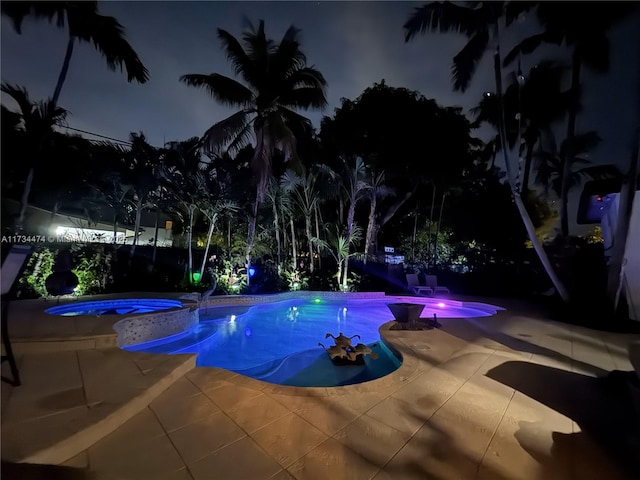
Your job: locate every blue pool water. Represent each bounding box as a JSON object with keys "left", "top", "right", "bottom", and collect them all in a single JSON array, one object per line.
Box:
[
  {"left": 45, "top": 298, "right": 183, "bottom": 316},
  {"left": 124, "top": 296, "right": 501, "bottom": 387}
]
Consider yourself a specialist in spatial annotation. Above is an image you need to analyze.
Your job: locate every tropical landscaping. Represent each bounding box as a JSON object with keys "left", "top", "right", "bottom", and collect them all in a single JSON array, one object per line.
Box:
[{"left": 2, "top": 1, "right": 638, "bottom": 325}]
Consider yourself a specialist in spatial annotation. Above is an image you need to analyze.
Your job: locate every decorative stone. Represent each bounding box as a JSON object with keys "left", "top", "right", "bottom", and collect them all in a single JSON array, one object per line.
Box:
[{"left": 387, "top": 303, "right": 425, "bottom": 323}]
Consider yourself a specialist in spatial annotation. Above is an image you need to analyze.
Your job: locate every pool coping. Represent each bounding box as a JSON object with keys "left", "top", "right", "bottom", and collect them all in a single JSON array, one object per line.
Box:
[{"left": 1, "top": 291, "right": 506, "bottom": 465}]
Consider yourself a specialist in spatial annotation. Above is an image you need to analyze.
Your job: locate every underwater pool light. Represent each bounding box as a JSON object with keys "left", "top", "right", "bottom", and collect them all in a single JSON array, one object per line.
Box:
[{"left": 438, "top": 302, "right": 445, "bottom": 307}]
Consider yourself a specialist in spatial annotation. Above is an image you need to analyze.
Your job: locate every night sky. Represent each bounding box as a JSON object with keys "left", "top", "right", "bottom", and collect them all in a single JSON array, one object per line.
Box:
[{"left": 2, "top": 1, "right": 639, "bottom": 173}]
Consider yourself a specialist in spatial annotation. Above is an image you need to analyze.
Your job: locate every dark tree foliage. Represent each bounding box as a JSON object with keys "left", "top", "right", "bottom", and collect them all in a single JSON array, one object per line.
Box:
[{"left": 319, "top": 81, "right": 482, "bottom": 245}]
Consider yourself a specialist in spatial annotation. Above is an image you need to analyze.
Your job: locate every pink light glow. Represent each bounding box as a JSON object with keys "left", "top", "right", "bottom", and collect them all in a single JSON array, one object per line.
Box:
[{"left": 437, "top": 302, "right": 446, "bottom": 307}]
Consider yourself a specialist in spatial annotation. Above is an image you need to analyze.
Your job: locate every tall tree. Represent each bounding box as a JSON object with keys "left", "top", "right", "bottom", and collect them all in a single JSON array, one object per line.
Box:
[
  {"left": 320, "top": 82, "right": 478, "bottom": 252},
  {"left": 363, "top": 168, "right": 393, "bottom": 264},
  {"left": 504, "top": 2, "right": 638, "bottom": 237},
  {"left": 471, "top": 62, "right": 570, "bottom": 197},
  {"left": 1, "top": 1, "right": 149, "bottom": 106},
  {"left": 181, "top": 20, "right": 327, "bottom": 283},
  {"left": 1, "top": 83, "right": 67, "bottom": 233},
  {"left": 404, "top": 1, "right": 571, "bottom": 303}
]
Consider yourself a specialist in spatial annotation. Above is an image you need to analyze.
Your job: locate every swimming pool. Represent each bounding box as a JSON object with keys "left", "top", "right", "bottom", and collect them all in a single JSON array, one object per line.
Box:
[
  {"left": 124, "top": 296, "right": 502, "bottom": 387},
  {"left": 45, "top": 298, "right": 184, "bottom": 316}
]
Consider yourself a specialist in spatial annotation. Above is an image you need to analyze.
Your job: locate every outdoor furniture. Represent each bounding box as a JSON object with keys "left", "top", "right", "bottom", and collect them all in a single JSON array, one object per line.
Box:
[
  {"left": 424, "top": 274, "right": 450, "bottom": 296},
  {"left": 1, "top": 244, "right": 33, "bottom": 386},
  {"left": 405, "top": 273, "right": 433, "bottom": 296}
]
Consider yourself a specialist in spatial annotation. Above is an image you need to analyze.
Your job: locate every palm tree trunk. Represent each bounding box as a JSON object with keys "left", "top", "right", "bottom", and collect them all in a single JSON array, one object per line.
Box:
[
  {"left": 364, "top": 193, "right": 377, "bottom": 264},
  {"left": 48, "top": 196, "right": 60, "bottom": 233},
  {"left": 427, "top": 185, "right": 436, "bottom": 266},
  {"left": 305, "top": 215, "right": 314, "bottom": 273},
  {"left": 492, "top": 24, "right": 570, "bottom": 303},
  {"left": 15, "top": 167, "right": 34, "bottom": 233},
  {"left": 113, "top": 215, "right": 118, "bottom": 244},
  {"left": 200, "top": 215, "right": 216, "bottom": 279},
  {"left": 341, "top": 200, "right": 357, "bottom": 290},
  {"left": 290, "top": 217, "right": 297, "bottom": 269},
  {"left": 133, "top": 199, "right": 142, "bottom": 247},
  {"left": 187, "top": 203, "right": 195, "bottom": 284},
  {"left": 282, "top": 215, "right": 288, "bottom": 255},
  {"left": 151, "top": 209, "right": 159, "bottom": 269},
  {"left": 412, "top": 207, "right": 418, "bottom": 263},
  {"left": 314, "top": 206, "right": 322, "bottom": 271},
  {"left": 433, "top": 193, "right": 447, "bottom": 269},
  {"left": 272, "top": 201, "right": 281, "bottom": 273},
  {"left": 560, "top": 52, "right": 581, "bottom": 238},
  {"left": 246, "top": 197, "right": 259, "bottom": 287},
  {"left": 52, "top": 36, "right": 75, "bottom": 106},
  {"left": 521, "top": 138, "right": 535, "bottom": 197}
]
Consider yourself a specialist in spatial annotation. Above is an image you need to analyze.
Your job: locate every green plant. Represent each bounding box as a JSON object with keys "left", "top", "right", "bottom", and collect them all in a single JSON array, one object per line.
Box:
[
  {"left": 212, "top": 259, "right": 247, "bottom": 294},
  {"left": 19, "top": 247, "right": 56, "bottom": 298},
  {"left": 17, "top": 244, "right": 114, "bottom": 298},
  {"left": 282, "top": 267, "right": 309, "bottom": 291},
  {"left": 69, "top": 245, "right": 113, "bottom": 295}
]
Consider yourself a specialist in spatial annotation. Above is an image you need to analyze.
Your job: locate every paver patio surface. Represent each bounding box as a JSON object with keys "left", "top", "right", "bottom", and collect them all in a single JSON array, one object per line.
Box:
[{"left": 2, "top": 295, "right": 639, "bottom": 479}]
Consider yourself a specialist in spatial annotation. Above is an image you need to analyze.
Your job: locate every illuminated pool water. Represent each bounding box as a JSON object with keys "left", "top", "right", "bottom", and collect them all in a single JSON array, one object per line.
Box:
[
  {"left": 45, "top": 298, "right": 183, "bottom": 316},
  {"left": 124, "top": 296, "right": 502, "bottom": 387}
]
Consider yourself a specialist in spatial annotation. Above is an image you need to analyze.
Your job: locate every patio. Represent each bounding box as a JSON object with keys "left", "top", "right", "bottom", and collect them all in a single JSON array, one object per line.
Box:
[{"left": 1, "top": 294, "right": 639, "bottom": 479}]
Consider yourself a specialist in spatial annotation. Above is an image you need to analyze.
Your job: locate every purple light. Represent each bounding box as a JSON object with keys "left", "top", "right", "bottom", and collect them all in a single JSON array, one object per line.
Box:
[{"left": 438, "top": 302, "right": 445, "bottom": 308}]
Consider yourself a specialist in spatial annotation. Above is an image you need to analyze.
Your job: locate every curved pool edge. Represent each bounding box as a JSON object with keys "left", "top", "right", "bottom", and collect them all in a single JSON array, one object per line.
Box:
[
  {"left": 235, "top": 322, "right": 421, "bottom": 397},
  {"left": 114, "top": 291, "right": 505, "bottom": 394}
]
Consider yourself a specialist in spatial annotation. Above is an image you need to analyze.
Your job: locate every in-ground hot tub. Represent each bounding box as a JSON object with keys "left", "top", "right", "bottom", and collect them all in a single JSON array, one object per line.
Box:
[{"left": 45, "top": 298, "right": 183, "bottom": 316}]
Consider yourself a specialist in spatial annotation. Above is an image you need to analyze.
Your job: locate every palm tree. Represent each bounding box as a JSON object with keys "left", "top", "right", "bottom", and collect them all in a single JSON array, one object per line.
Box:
[
  {"left": 313, "top": 225, "right": 364, "bottom": 292},
  {"left": 280, "top": 169, "right": 323, "bottom": 273},
  {"left": 180, "top": 20, "right": 327, "bottom": 283},
  {"left": 504, "top": 2, "right": 638, "bottom": 238},
  {"left": 264, "top": 178, "right": 291, "bottom": 273},
  {"left": 1, "top": 83, "right": 67, "bottom": 233},
  {"left": 125, "top": 133, "right": 162, "bottom": 256},
  {"left": 405, "top": 1, "right": 571, "bottom": 303},
  {"left": 1, "top": 1, "right": 149, "bottom": 106},
  {"left": 471, "top": 62, "right": 570, "bottom": 196},
  {"left": 319, "top": 156, "right": 369, "bottom": 290},
  {"left": 163, "top": 137, "right": 210, "bottom": 284},
  {"left": 363, "top": 168, "right": 393, "bottom": 264},
  {"left": 198, "top": 199, "right": 238, "bottom": 281}
]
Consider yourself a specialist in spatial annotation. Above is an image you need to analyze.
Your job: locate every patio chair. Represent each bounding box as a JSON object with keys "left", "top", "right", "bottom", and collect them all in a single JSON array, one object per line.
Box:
[
  {"left": 1, "top": 244, "right": 33, "bottom": 386},
  {"left": 424, "top": 274, "right": 450, "bottom": 296},
  {"left": 405, "top": 273, "right": 433, "bottom": 296}
]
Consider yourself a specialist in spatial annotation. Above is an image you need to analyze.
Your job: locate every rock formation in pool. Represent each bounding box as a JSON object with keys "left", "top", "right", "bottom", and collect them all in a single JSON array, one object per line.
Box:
[{"left": 319, "top": 332, "right": 379, "bottom": 365}]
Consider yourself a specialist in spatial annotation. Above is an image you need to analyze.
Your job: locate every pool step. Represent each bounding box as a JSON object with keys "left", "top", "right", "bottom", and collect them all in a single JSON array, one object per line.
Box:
[{"left": 124, "top": 323, "right": 218, "bottom": 355}]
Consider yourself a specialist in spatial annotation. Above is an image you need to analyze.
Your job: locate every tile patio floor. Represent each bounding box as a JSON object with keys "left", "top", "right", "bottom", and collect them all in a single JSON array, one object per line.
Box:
[{"left": 2, "top": 295, "right": 639, "bottom": 479}]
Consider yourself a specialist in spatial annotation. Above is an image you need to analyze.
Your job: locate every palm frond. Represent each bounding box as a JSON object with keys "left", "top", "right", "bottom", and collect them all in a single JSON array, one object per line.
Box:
[
  {"left": 560, "top": 131, "right": 601, "bottom": 158},
  {"left": 180, "top": 73, "right": 254, "bottom": 107},
  {"left": 70, "top": 9, "right": 149, "bottom": 83},
  {"left": 452, "top": 29, "right": 489, "bottom": 92},
  {"left": 217, "top": 28, "right": 254, "bottom": 82},
  {"left": 504, "top": 2, "right": 537, "bottom": 27},
  {"left": 279, "top": 86, "right": 328, "bottom": 110},
  {"left": 273, "top": 24, "right": 306, "bottom": 78},
  {"left": 404, "top": 2, "right": 480, "bottom": 42},
  {"left": 1, "top": 1, "right": 65, "bottom": 34},
  {"left": 223, "top": 119, "right": 256, "bottom": 157},
  {"left": 503, "top": 32, "right": 552, "bottom": 66},
  {"left": 1, "top": 83, "right": 34, "bottom": 118},
  {"left": 279, "top": 108, "right": 313, "bottom": 134},
  {"left": 201, "top": 110, "right": 253, "bottom": 157}
]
